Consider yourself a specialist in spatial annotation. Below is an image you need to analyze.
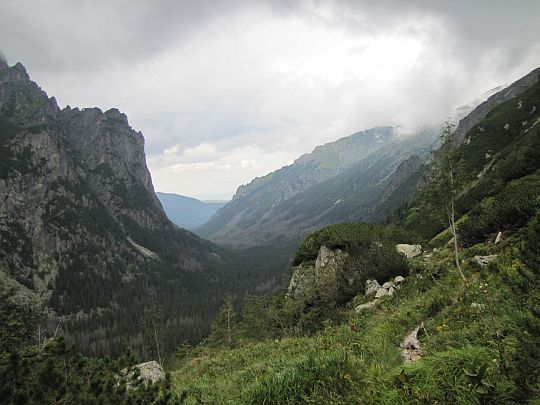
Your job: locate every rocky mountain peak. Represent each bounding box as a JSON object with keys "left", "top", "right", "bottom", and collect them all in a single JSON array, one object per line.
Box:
[{"left": 0, "top": 61, "right": 238, "bottom": 354}]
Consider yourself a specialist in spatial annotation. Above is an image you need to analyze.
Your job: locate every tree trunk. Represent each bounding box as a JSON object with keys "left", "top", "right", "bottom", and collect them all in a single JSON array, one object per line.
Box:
[
  {"left": 153, "top": 319, "right": 163, "bottom": 366},
  {"left": 450, "top": 197, "right": 466, "bottom": 281}
]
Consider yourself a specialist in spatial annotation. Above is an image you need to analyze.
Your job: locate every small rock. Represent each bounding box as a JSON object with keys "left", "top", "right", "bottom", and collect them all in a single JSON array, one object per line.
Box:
[
  {"left": 400, "top": 324, "right": 423, "bottom": 363},
  {"left": 365, "top": 279, "right": 381, "bottom": 297},
  {"left": 473, "top": 255, "right": 498, "bottom": 267},
  {"left": 495, "top": 231, "right": 503, "bottom": 244},
  {"left": 394, "top": 276, "right": 405, "bottom": 284},
  {"left": 381, "top": 281, "right": 394, "bottom": 290},
  {"left": 396, "top": 244, "right": 422, "bottom": 258},
  {"left": 375, "top": 288, "right": 388, "bottom": 298},
  {"left": 387, "top": 286, "right": 395, "bottom": 296},
  {"left": 503, "top": 123, "right": 510, "bottom": 130},
  {"left": 354, "top": 300, "right": 377, "bottom": 313}
]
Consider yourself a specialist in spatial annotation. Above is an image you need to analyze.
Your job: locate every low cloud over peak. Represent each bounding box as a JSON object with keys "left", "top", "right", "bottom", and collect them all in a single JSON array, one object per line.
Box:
[{"left": 2, "top": 1, "right": 538, "bottom": 199}]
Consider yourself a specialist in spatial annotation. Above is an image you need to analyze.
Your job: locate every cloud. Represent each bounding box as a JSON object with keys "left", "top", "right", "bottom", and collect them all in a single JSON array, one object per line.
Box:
[{"left": 1, "top": 1, "right": 539, "bottom": 199}]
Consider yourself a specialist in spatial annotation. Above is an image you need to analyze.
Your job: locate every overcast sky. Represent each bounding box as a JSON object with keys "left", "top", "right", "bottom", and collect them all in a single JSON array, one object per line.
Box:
[{"left": 1, "top": 1, "right": 538, "bottom": 200}]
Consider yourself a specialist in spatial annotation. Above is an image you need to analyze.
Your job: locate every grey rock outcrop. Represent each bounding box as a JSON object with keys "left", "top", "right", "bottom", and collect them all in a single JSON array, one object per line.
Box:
[
  {"left": 365, "top": 279, "right": 381, "bottom": 297},
  {"left": 121, "top": 361, "right": 165, "bottom": 386},
  {"left": 396, "top": 244, "right": 422, "bottom": 258},
  {"left": 287, "top": 245, "right": 348, "bottom": 303},
  {"left": 473, "top": 255, "right": 498, "bottom": 267}
]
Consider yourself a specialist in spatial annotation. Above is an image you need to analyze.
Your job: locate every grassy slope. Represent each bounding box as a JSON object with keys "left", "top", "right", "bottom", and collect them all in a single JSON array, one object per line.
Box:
[{"left": 171, "top": 235, "right": 537, "bottom": 404}]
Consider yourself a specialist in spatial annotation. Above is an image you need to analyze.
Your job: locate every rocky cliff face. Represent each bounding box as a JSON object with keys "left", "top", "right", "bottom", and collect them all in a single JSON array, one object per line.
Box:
[
  {"left": 0, "top": 61, "right": 171, "bottom": 290},
  {"left": 0, "top": 60, "right": 233, "bottom": 354}
]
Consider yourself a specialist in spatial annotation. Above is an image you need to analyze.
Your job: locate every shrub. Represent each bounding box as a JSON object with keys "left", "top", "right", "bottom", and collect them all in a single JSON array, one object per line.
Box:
[{"left": 459, "top": 172, "right": 540, "bottom": 245}]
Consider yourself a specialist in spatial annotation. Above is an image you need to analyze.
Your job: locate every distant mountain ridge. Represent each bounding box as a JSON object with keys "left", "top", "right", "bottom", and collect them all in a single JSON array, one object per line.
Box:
[
  {"left": 156, "top": 192, "right": 227, "bottom": 229},
  {"left": 196, "top": 127, "right": 438, "bottom": 247}
]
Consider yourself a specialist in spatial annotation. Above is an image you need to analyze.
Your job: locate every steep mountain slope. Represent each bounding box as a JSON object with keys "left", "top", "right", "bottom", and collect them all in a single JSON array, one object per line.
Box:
[
  {"left": 197, "top": 127, "right": 396, "bottom": 242},
  {"left": 453, "top": 67, "right": 540, "bottom": 141},
  {"left": 156, "top": 192, "right": 226, "bottom": 229},
  {"left": 0, "top": 60, "right": 246, "bottom": 355},
  {"left": 197, "top": 127, "right": 437, "bottom": 247}
]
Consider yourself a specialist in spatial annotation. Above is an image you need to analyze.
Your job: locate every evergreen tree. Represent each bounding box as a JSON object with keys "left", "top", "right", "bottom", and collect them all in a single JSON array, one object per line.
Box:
[
  {"left": 141, "top": 293, "right": 166, "bottom": 365},
  {"left": 208, "top": 293, "right": 238, "bottom": 348}
]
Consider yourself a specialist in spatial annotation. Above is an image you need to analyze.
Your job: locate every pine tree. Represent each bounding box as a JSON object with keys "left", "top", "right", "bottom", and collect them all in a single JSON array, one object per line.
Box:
[
  {"left": 208, "top": 293, "right": 238, "bottom": 348},
  {"left": 141, "top": 293, "right": 166, "bottom": 365}
]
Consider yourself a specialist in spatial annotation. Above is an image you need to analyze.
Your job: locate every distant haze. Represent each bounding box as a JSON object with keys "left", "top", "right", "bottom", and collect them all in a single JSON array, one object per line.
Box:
[
  {"left": 156, "top": 192, "right": 227, "bottom": 229},
  {"left": 1, "top": 0, "right": 538, "bottom": 199}
]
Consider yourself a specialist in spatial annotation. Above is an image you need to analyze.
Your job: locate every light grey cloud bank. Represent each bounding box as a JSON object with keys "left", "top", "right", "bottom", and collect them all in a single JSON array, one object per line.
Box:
[{"left": 1, "top": 0, "right": 538, "bottom": 199}]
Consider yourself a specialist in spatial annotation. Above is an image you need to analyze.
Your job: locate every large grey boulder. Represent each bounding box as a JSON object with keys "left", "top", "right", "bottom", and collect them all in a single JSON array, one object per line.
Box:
[
  {"left": 121, "top": 361, "right": 165, "bottom": 386},
  {"left": 375, "top": 288, "right": 388, "bottom": 298},
  {"left": 396, "top": 244, "right": 422, "bottom": 258},
  {"left": 287, "top": 245, "right": 349, "bottom": 302}
]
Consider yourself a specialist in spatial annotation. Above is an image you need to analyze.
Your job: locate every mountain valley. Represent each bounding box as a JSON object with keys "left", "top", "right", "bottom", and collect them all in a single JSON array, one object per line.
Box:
[{"left": 1, "top": 57, "right": 539, "bottom": 403}]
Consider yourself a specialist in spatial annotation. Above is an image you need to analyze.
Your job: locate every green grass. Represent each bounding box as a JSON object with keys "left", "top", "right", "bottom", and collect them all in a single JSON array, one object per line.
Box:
[{"left": 170, "top": 238, "right": 539, "bottom": 403}]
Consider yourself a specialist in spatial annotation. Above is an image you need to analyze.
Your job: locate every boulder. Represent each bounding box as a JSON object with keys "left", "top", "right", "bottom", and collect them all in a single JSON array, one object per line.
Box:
[
  {"left": 394, "top": 276, "right": 405, "bottom": 284},
  {"left": 473, "top": 255, "right": 498, "bottom": 267},
  {"left": 354, "top": 300, "right": 377, "bottom": 313},
  {"left": 381, "top": 281, "right": 394, "bottom": 290},
  {"left": 365, "top": 279, "right": 381, "bottom": 297},
  {"left": 121, "top": 361, "right": 165, "bottom": 386},
  {"left": 396, "top": 244, "right": 422, "bottom": 258},
  {"left": 315, "top": 245, "right": 342, "bottom": 268},
  {"left": 287, "top": 245, "right": 348, "bottom": 302},
  {"left": 375, "top": 288, "right": 388, "bottom": 298}
]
